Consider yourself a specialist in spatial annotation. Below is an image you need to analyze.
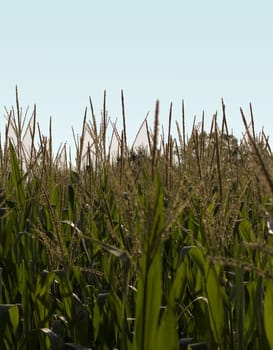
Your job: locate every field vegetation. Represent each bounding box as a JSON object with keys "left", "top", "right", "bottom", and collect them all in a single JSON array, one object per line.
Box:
[{"left": 1, "top": 89, "right": 273, "bottom": 349}]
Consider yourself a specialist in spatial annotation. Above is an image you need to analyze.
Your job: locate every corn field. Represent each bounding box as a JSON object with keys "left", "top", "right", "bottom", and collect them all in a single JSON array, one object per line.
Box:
[{"left": 1, "top": 90, "right": 273, "bottom": 349}]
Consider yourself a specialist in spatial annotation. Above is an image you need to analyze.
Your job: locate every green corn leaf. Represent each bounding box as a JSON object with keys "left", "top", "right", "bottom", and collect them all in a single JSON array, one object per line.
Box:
[
  {"left": 234, "top": 267, "right": 245, "bottom": 349},
  {"left": 0, "top": 304, "right": 19, "bottom": 328},
  {"left": 188, "top": 246, "right": 208, "bottom": 277},
  {"left": 38, "top": 270, "right": 55, "bottom": 297},
  {"left": 244, "top": 281, "right": 256, "bottom": 348},
  {"left": 8, "top": 304, "right": 19, "bottom": 333},
  {"left": 171, "top": 260, "right": 187, "bottom": 302},
  {"left": 0, "top": 304, "right": 19, "bottom": 346},
  {"left": 133, "top": 175, "right": 164, "bottom": 350},
  {"left": 60, "top": 220, "right": 92, "bottom": 264},
  {"left": 40, "top": 328, "right": 64, "bottom": 349},
  {"left": 133, "top": 248, "right": 162, "bottom": 350},
  {"left": 264, "top": 280, "right": 273, "bottom": 349},
  {"left": 156, "top": 306, "right": 179, "bottom": 350},
  {"left": 206, "top": 266, "right": 224, "bottom": 345},
  {"left": 92, "top": 239, "right": 131, "bottom": 265}
]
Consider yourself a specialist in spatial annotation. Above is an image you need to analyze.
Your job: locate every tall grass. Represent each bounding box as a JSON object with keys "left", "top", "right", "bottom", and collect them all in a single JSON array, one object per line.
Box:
[{"left": 1, "top": 90, "right": 273, "bottom": 349}]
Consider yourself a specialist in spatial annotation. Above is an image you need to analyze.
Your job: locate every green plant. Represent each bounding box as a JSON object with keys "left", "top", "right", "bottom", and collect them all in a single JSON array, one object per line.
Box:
[{"left": 0, "top": 90, "right": 273, "bottom": 349}]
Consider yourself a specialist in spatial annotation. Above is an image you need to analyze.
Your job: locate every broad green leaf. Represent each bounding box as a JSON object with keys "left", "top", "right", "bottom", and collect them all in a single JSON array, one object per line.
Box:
[
  {"left": 244, "top": 281, "right": 256, "bottom": 348},
  {"left": 234, "top": 268, "right": 245, "bottom": 349},
  {"left": 156, "top": 307, "right": 179, "bottom": 350},
  {"left": 171, "top": 261, "right": 187, "bottom": 301},
  {"left": 40, "top": 328, "right": 64, "bottom": 349},
  {"left": 188, "top": 246, "right": 208, "bottom": 276},
  {"left": 133, "top": 248, "right": 162, "bottom": 350},
  {"left": 92, "top": 302, "right": 100, "bottom": 341},
  {"left": 264, "top": 280, "right": 273, "bottom": 349},
  {"left": 8, "top": 305, "right": 19, "bottom": 332},
  {"left": 133, "top": 174, "right": 165, "bottom": 350},
  {"left": 179, "top": 245, "right": 195, "bottom": 263},
  {"left": 38, "top": 270, "right": 55, "bottom": 297},
  {"left": 206, "top": 266, "right": 224, "bottom": 345},
  {"left": 0, "top": 304, "right": 19, "bottom": 346}
]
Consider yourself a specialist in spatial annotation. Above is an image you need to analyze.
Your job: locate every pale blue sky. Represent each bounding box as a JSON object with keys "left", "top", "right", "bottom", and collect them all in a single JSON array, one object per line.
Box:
[{"left": 1, "top": 1, "right": 273, "bottom": 153}]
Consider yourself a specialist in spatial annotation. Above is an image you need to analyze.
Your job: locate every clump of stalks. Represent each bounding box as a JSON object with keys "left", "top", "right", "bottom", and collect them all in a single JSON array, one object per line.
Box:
[{"left": 1, "top": 88, "right": 273, "bottom": 349}]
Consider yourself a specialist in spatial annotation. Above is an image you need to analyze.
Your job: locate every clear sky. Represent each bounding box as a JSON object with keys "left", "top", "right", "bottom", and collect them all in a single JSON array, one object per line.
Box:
[{"left": 1, "top": 1, "right": 273, "bottom": 154}]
